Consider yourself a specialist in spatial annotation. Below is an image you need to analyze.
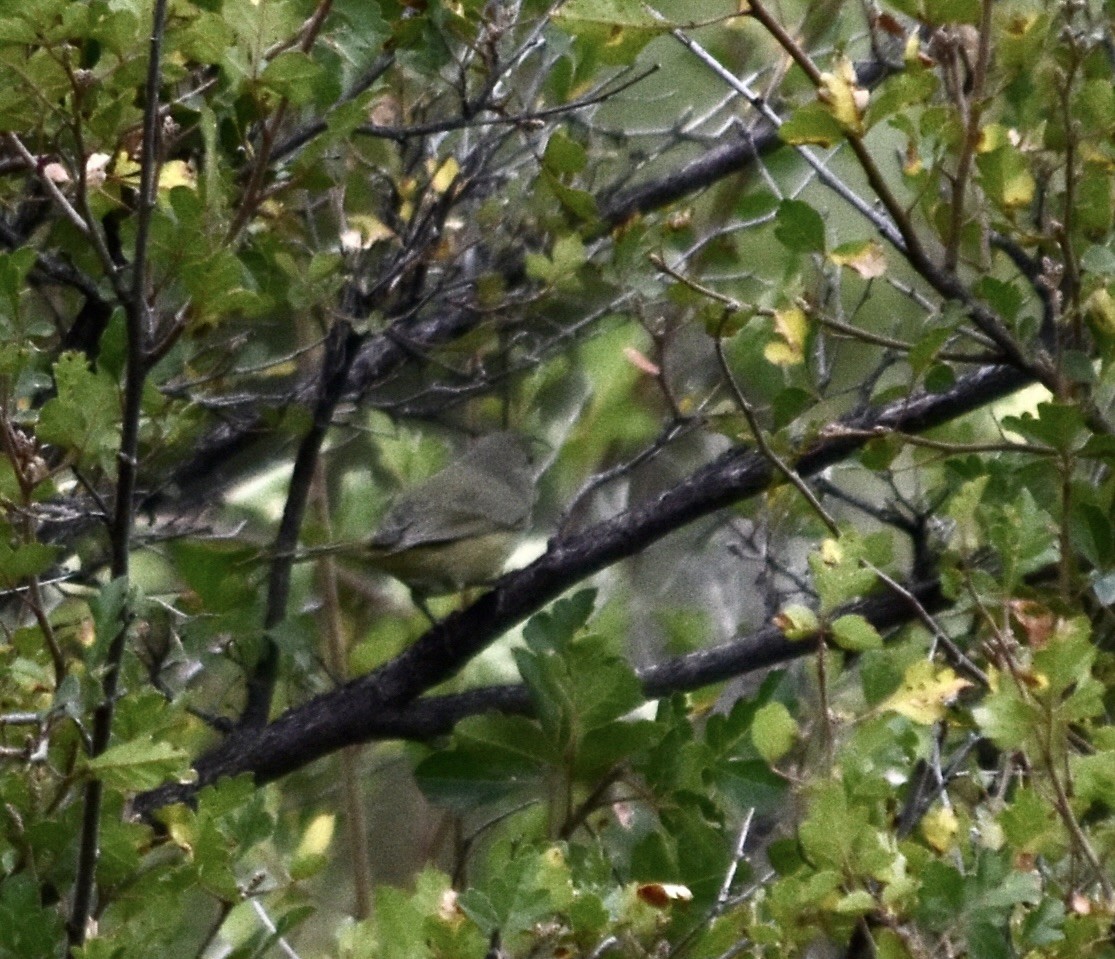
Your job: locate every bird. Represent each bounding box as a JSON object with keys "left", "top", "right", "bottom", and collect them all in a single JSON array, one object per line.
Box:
[{"left": 295, "top": 431, "right": 537, "bottom": 614}]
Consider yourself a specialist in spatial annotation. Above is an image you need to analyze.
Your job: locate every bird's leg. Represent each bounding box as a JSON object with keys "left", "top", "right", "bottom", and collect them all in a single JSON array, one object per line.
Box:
[{"left": 410, "top": 590, "right": 439, "bottom": 625}]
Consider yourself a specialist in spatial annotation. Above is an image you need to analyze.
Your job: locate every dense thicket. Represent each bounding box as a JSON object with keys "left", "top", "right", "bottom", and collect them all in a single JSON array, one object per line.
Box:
[{"left": 0, "top": 1, "right": 1113, "bottom": 957}]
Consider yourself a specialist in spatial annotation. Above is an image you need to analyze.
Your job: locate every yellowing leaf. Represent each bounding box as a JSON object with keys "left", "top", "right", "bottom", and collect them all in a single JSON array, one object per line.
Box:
[
  {"left": 921, "top": 805, "right": 959, "bottom": 852},
  {"left": 430, "top": 156, "right": 460, "bottom": 194},
  {"left": 881, "top": 661, "right": 972, "bottom": 725},
  {"left": 1000, "top": 167, "right": 1035, "bottom": 208},
  {"left": 113, "top": 151, "right": 141, "bottom": 187},
  {"left": 764, "top": 306, "right": 808, "bottom": 366},
  {"left": 1086, "top": 288, "right": 1115, "bottom": 333},
  {"left": 820, "top": 538, "right": 843, "bottom": 565},
  {"left": 341, "top": 214, "right": 394, "bottom": 251},
  {"left": 976, "top": 145, "right": 1036, "bottom": 210},
  {"left": 297, "top": 812, "right": 335, "bottom": 858},
  {"left": 829, "top": 240, "right": 886, "bottom": 279},
  {"left": 764, "top": 341, "right": 799, "bottom": 365},
  {"left": 818, "top": 58, "right": 866, "bottom": 136},
  {"left": 290, "top": 812, "right": 336, "bottom": 880},
  {"left": 159, "top": 160, "right": 195, "bottom": 192},
  {"left": 780, "top": 102, "right": 844, "bottom": 147},
  {"left": 975, "top": 124, "right": 1010, "bottom": 153},
  {"left": 773, "top": 603, "right": 820, "bottom": 640}
]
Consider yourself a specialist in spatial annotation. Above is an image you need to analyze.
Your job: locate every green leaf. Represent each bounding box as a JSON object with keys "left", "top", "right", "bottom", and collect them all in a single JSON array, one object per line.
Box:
[
  {"left": 974, "top": 276, "right": 1023, "bottom": 323},
  {"left": 374, "top": 886, "right": 431, "bottom": 959},
  {"left": 457, "top": 844, "right": 556, "bottom": 938},
  {"left": 0, "top": 541, "right": 57, "bottom": 588},
  {"left": 751, "top": 702, "right": 797, "bottom": 764},
  {"left": 576, "top": 719, "right": 662, "bottom": 777},
  {"left": 1019, "top": 896, "right": 1066, "bottom": 950},
  {"left": 0, "top": 874, "right": 65, "bottom": 957},
  {"left": 84, "top": 735, "right": 193, "bottom": 792},
  {"left": 542, "top": 172, "right": 599, "bottom": 224},
  {"left": 1076, "top": 166, "right": 1113, "bottom": 237},
  {"left": 1001, "top": 402, "right": 1088, "bottom": 453},
  {"left": 866, "top": 71, "right": 938, "bottom": 127},
  {"left": 37, "top": 352, "right": 120, "bottom": 470},
  {"left": 976, "top": 145, "right": 1036, "bottom": 211},
  {"left": 414, "top": 715, "right": 550, "bottom": 809},
  {"left": 259, "top": 51, "right": 325, "bottom": 105},
  {"left": 774, "top": 199, "right": 826, "bottom": 254},
  {"left": 1000, "top": 787, "right": 1064, "bottom": 855},
  {"left": 829, "top": 614, "right": 883, "bottom": 652},
  {"left": 543, "top": 130, "right": 588, "bottom": 175},
  {"left": 779, "top": 101, "right": 845, "bottom": 147},
  {"left": 553, "top": 0, "right": 666, "bottom": 65},
  {"left": 808, "top": 534, "right": 885, "bottom": 613},
  {"left": 973, "top": 686, "right": 1037, "bottom": 749},
  {"left": 0, "top": 246, "right": 36, "bottom": 316},
  {"left": 523, "top": 590, "right": 596, "bottom": 652},
  {"left": 925, "top": 0, "right": 981, "bottom": 25},
  {"left": 88, "top": 575, "right": 130, "bottom": 665}
]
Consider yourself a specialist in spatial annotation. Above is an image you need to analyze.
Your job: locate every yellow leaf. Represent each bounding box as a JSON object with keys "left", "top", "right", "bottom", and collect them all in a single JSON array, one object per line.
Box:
[
  {"left": 829, "top": 241, "right": 886, "bottom": 279},
  {"left": 1086, "top": 288, "right": 1115, "bottom": 333},
  {"left": 764, "top": 306, "right": 808, "bottom": 366},
  {"left": 921, "top": 805, "right": 959, "bottom": 852},
  {"left": 819, "top": 538, "right": 843, "bottom": 565},
  {"left": 289, "top": 812, "right": 336, "bottom": 880},
  {"left": 818, "top": 58, "right": 866, "bottom": 135},
  {"left": 113, "top": 151, "right": 141, "bottom": 185},
  {"left": 158, "top": 160, "right": 196, "bottom": 192},
  {"left": 430, "top": 156, "right": 460, "bottom": 194},
  {"left": 881, "top": 662, "right": 972, "bottom": 725},
  {"left": 976, "top": 124, "right": 1010, "bottom": 153},
  {"left": 763, "top": 341, "right": 800, "bottom": 366},
  {"left": 1000, "top": 166, "right": 1035, "bottom": 208},
  {"left": 296, "top": 812, "right": 335, "bottom": 859},
  {"left": 341, "top": 214, "right": 394, "bottom": 251}
]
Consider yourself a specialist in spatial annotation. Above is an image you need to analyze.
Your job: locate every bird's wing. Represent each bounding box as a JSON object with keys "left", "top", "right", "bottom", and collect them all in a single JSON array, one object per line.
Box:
[{"left": 370, "top": 502, "right": 516, "bottom": 552}]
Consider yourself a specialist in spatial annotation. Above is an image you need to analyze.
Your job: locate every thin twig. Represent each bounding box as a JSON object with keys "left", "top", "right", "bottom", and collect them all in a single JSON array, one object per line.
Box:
[
  {"left": 821, "top": 424, "right": 1057, "bottom": 458},
  {"left": 2, "top": 133, "right": 91, "bottom": 236},
  {"left": 944, "top": 0, "right": 995, "bottom": 270},
  {"left": 670, "top": 28, "right": 908, "bottom": 255},
  {"left": 866, "top": 562, "right": 988, "bottom": 687},
  {"left": 651, "top": 253, "right": 840, "bottom": 535},
  {"left": 356, "top": 65, "right": 660, "bottom": 140}
]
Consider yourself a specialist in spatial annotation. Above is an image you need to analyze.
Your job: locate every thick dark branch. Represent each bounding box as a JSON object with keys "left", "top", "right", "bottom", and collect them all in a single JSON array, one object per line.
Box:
[
  {"left": 316, "top": 571, "right": 949, "bottom": 744},
  {"left": 133, "top": 361, "right": 1029, "bottom": 815},
  {"left": 134, "top": 568, "right": 947, "bottom": 817}
]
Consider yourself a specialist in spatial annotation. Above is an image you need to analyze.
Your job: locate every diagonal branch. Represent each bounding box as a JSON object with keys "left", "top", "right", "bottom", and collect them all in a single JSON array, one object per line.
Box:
[{"left": 133, "top": 359, "right": 1030, "bottom": 815}]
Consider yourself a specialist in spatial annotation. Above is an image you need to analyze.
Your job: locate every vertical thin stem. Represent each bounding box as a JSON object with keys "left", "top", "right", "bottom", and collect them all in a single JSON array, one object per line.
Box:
[
  {"left": 312, "top": 464, "right": 373, "bottom": 919},
  {"left": 944, "top": 0, "right": 994, "bottom": 271},
  {"left": 68, "top": 0, "right": 167, "bottom": 946}
]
